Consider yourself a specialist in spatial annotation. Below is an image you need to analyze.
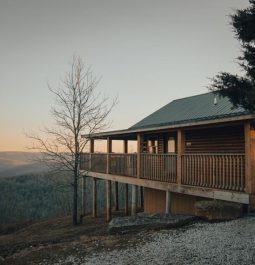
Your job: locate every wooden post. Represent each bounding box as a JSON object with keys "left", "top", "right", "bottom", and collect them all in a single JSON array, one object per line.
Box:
[
  {"left": 123, "top": 139, "right": 128, "bottom": 154},
  {"left": 123, "top": 139, "right": 129, "bottom": 215},
  {"left": 165, "top": 190, "right": 171, "bottom": 214},
  {"left": 140, "top": 186, "right": 144, "bottom": 210},
  {"left": 106, "top": 180, "right": 112, "bottom": 222},
  {"left": 106, "top": 137, "right": 112, "bottom": 174},
  {"left": 81, "top": 176, "right": 86, "bottom": 217},
  {"left": 137, "top": 133, "right": 143, "bottom": 178},
  {"left": 92, "top": 178, "right": 97, "bottom": 218},
  {"left": 245, "top": 122, "right": 255, "bottom": 210},
  {"left": 131, "top": 185, "right": 137, "bottom": 215},
  {"left": 245, "top": 122, "right": 251, "bottom": 193},
  {"left": 106, "top": 137, "right": 112, "bottom": 221},
  {"left": 125, "top": 183, "right": 129, "bottom": 215},
  {"left": 177, "top": 129, "right": 185, "bottom": 185},
  {"left": 89, "top": 138, "right": 94, "bottom": 170},
  {"left": 114, "top": 182, "right": 119, "bottom": 211}
]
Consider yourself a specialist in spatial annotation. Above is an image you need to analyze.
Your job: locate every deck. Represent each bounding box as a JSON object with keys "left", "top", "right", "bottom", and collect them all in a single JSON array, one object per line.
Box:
[{"left": 80, "top": 152, "right": 248, "bottom": 204}]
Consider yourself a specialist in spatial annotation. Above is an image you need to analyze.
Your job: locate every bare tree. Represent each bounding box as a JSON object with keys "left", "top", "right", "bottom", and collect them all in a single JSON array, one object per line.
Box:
[{"left": 28, "top": 55, "right": 116, "bottom": 225}]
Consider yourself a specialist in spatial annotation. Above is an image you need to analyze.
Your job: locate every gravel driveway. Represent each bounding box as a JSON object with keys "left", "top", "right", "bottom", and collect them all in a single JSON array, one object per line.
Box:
[{"left": 48, "top": 215, "right": 255, "bottom": 265}]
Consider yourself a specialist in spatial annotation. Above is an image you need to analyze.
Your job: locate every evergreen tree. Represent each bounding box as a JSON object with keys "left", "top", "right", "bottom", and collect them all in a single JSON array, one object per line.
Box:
[{"left": 211, "top": 0, "right": 255, "bottom": 111}]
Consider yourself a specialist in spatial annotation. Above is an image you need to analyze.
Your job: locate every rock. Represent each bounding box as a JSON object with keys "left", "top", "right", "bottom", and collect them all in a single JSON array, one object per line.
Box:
[
  {"left": 108, "top": 213, "right": 195, "bottom": 234},
  {"left": 0, "top": 256, "right": 4, "bottom": 262},
  {"left": 195, "top": 200, "right": 243, "bottom": 221}
]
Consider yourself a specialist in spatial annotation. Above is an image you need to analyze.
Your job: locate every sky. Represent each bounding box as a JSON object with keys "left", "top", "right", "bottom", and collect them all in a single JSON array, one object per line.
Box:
[{"left": 0, "top": 0, "right": 250, "bottom": 151}]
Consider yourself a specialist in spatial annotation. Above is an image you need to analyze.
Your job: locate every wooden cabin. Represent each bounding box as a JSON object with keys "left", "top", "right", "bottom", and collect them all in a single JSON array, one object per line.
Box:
[{"left": 80, "top": 92, "right": 255, "bottom": 220}]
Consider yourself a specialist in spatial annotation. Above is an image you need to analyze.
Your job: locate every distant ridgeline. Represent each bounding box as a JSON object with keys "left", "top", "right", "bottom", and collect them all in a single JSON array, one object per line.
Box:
[{"left": 0, "top": 173, "right": 138, "bottom": 225}]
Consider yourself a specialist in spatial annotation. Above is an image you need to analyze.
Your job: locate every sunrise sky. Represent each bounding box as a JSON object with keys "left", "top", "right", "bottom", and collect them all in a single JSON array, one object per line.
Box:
[{"left": 0, "top": 0, "right": 250, "bottom": 151}]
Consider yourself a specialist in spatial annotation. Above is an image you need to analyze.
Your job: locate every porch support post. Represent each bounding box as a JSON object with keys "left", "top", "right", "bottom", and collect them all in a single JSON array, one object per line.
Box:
[
  {"left": 177, "top": 129, "right": 185, "bottom": 185},
  {"left": 81, "top": 176, "right": 86, "bottom": 217},
  {"left": 123, "top": 139, "right": 128, "bottom": 154},
  {"left": 165, "top": 190, "right": 171, "bottom": 214},
  {"left": 125, "top": 184, "right": 129, "bottom": 215},
  {"left": 106, "top": 137, "right": 112, "bottom": 221},
  {"left": 114, "top": 182, "right": 119, "bottom": 211},
  {"left": 131, "top": 185, "right": 137, "bottom": 215},
  {"left": 106, "top": 137, "right": 112, "bottom": 174},
  {"left": 245, "top": 122, "right": 255, "bottom": 210},
  {"left": 106, "top": 180, "right": 112, "bottom": 222},
  {"left": 137, "top": 133, "right": 143, "bottom": 178},
  {"left": 245, "top": 122, "right": 251, "bottom": 193},
  {"left": 92, "top": 178, "right": 97, "bottom": 218},
  {"left": 89, "top": 138, "right": 94, "bottom": 170}
]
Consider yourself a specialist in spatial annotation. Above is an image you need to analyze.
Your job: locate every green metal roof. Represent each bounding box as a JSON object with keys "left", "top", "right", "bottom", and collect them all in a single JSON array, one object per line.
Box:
[{"left": 130, "top": 92, "right": 249, "bottom": 130}]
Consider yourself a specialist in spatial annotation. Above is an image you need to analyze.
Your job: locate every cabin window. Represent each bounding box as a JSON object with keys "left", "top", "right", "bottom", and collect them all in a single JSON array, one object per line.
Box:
[
  {"left": 148, "top": 140, "right": 158, "bottom": 153},
  {"left": 167, "top": 137, "right": 175, "bottom": 153}
]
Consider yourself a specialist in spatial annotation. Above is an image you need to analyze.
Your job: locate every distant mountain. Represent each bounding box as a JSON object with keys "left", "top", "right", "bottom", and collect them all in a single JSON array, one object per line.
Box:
[{"left": 0, "top": 152, "right": 47, "bottom": 178}]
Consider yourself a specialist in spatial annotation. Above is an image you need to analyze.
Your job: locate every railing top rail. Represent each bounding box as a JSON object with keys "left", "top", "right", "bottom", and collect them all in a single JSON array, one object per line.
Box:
[
  {"left": 182, "top": 153, "right": 245, "bottom": 156},
  {"left": 90, "top": 153, "right": 107, "bottom": 155},
  {"left": 141, "top": 153, "right": 177, "bottom": 156},
  {"left": 83, "top": 152, "right": 244, "bottom": 156},
  {"left": 109, "top": 153, "right": 137, "bottom": 155}
]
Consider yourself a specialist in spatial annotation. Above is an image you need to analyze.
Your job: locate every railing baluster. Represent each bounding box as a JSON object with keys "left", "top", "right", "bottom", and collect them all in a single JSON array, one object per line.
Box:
[{"left": 81, "top": 152, "right": 245, "bottom": 192}]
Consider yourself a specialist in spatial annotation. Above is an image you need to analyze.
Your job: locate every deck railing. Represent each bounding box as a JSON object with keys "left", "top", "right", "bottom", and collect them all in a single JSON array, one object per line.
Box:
[
  {"left": 80, "top": 153, "right": 245, "bottom": 192},
  {"left": 80, "top": 153, "right": 90, "bottom": 171},
  {"left": 140, "top": 153, "right": 177, "bottom": 183},
  {"left": 181, "top": 154, "right": 245, "bottom": 192},
  {"left": 88, "top": 153, "right": 107, "bottom": 173},
  {"left": 109, "top": 153, "right": 137, "bottom": 177}
]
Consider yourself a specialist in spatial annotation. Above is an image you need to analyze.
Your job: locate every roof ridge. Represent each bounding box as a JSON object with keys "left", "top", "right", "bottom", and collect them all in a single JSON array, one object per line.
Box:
[{"left": 172, "top": 91, "right": 213, "bottom": 102}]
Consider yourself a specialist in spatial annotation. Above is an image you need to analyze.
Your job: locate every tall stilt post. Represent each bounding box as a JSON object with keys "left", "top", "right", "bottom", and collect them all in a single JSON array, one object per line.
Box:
[
  {"left": 92, "top": 178, "right": 97, "bottom": 218},
  {"left": 114, "top": 182, "right": 119, "bottom": 211},
  {"left": 140, "top": 186, "right": 144, "bottom": 210},
  {"left": 106, "top": 180, "right": 112, "bottom": 222},
  {"left": 133, "top": 134, "right": 143, "bottom": 215},
  {"left": 165, "top": 190, "right": 171, "bottom": 214},
  {"left": 131, "top": 185, "right": 137, "bottom": 215},
  {"left": 125, "top": 184, "right": 129, "bottom": 215}
]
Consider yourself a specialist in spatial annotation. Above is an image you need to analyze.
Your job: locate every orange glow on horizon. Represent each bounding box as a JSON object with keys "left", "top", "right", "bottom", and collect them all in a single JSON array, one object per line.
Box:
[{"left": 0, "top": 132, "right": 137, "bottom": 153}]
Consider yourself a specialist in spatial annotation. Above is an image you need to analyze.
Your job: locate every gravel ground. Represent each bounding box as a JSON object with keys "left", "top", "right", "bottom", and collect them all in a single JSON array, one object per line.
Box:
[{"left": 43, "top": 215, "right": 255, "bottom": 265}]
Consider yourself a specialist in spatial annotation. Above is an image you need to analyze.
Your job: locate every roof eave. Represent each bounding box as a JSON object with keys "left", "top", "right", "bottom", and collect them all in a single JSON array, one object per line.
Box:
[{"left": 81, "top": 114, "right": 255, "bottom": 139}]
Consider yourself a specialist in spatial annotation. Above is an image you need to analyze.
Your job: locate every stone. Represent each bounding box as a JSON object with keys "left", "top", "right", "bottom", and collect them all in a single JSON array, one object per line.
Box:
[
  {"left": 108, "top": 213, "right": 195, "bottom": 234},
  {"left": 195, "top": 200, "right": 243, "bottom": 221}
]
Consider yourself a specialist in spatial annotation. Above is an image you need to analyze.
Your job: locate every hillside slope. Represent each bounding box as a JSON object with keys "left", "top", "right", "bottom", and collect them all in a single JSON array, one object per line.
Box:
[{"left": 0, "top": 213, "right": 131, "bottom": 265}]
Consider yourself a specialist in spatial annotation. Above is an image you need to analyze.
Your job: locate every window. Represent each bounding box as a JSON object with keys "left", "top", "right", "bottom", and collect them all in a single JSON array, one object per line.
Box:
[
  {"left": 148, "top": 140, "right": 158, "bottom": 153},
  {"left": 168, "top": 137, "right": 175, "bottom": 153}
]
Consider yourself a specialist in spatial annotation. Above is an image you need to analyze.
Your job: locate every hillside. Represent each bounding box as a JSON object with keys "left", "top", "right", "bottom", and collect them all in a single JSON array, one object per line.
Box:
[
  {"left": 0, "top": 152, "right": 46, "bottom": 178},
  {"left": 1, "top": 214, "right": 255, "bottom": 265},
  {"left": 0, "top": 213, "right": 132, "bottom": 265}
]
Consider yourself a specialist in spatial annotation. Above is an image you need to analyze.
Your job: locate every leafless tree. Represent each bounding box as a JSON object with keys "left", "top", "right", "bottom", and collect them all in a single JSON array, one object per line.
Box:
[{"left": 27, "top": 55, "right": 116, "bottom": 225}]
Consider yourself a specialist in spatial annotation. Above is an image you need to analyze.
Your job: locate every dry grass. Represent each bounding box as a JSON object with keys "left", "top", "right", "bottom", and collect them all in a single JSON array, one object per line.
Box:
[{"left": 0, "top": 212, "right": 135, "bottom": 265}]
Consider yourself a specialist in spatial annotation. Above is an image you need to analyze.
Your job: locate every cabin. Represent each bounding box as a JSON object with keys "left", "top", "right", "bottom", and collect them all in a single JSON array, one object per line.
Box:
[{"left": 80, "top": 92, "right": 255, "bottom": 221}]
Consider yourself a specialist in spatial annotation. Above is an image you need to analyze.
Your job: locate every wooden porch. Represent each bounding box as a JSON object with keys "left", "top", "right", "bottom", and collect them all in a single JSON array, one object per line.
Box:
[
  {"left": 80, "top": 121, "right": 255, "bottom": 207},
  {"left": 81, "top": 153, "right": 245, "bottom": 193}
]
